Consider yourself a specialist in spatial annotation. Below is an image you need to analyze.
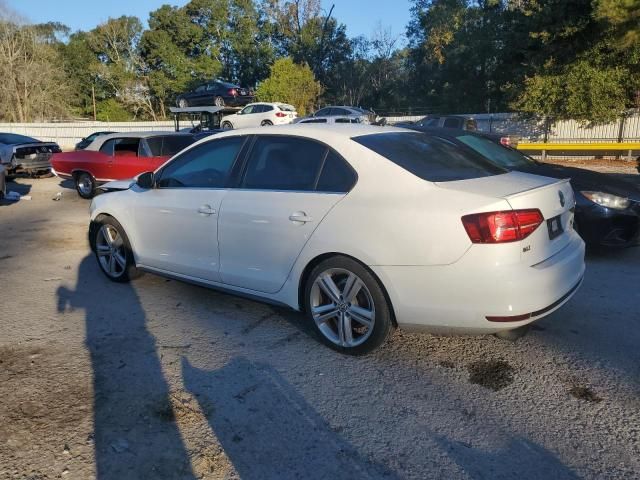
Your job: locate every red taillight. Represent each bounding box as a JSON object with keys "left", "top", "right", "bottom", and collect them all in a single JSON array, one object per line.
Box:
[
  {"left": 500, "top": 137, "right": 511, "bottom": 146},
  {"left": 275, "top": 112, "right": 286, "bottom": 117},
  {"left": 228, "top": 88, "right": 237, "bottom": 96},
  {"left": 461, "top": 209, "right": 543, "bottom": 243}
]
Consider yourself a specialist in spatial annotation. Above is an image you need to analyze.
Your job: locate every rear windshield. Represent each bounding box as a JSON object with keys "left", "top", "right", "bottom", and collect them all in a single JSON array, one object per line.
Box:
[
  {"left": 278, "top": 104, "right": 296, "bottom": 112},
  {"left": 146, "top": 135, "right": 196, "bottom": 157},
  {"left": 352, "top": 132, "right": 506, "bottom": 182}
]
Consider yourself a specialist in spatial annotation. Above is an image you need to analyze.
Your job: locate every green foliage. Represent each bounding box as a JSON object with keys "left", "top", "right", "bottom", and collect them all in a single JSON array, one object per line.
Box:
[
  {"left": 95, "top": 98, "right": 131, "bottom": 122},
  {"left": 256, "top": 58, "right": 322, "bottom": 114}
]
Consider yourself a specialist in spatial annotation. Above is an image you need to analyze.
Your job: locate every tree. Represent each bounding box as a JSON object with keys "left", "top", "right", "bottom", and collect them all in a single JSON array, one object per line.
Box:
[
  {"left": 0, "top": 18, "right": 70, "bottom": 121},
  {"left": 255, "top": 57, "right": 322, "bottom": 114}
]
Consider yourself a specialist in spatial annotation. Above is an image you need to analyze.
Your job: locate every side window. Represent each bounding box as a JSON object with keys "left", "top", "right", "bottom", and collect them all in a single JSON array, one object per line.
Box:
[
  {"left": 333, "top": 108, "right": 350, "bottom": 116},
  {"left": 465, "top": 119, "right": 478, "bottom": 131},
  {"left": 334, "top": 118, "right": 351, "bottom": 124},
  {"left": 195, "top": 85, "right": 206, "bottom": 93},
  {"left": 316, "top": 151, "right": 357, "bottom": 193},
  {"left": 443, "top": 118, "right": 460, "bottom": 128},
  {"left": 262, "top": 105, "right": 274, "bottom": 112},
  {"left": 113, "top": 138, "right": 140, "bottom": 157},
  {"left": 241, "top": 136, "right": 327, "bottom": 191},
  {"left": 99, "top": 139, "right": 115, "bottom": 156},
  {"left": 315, "top": 108, "right": 331, "bottom": 117},
  {"left": 241, "top": 105, "right": 255, "bottom": 115},
  {"left": 301, "top": 118, "right": 327, "bottom": 124},
  {"left": 424, "top": 118, "right": 440, "bottom": 127},
  {"left": 157, "top": 136, "right": 245, "bottom": 189},
  {"left": 206, "top": 84, "right": 215, "bottom": 91}
]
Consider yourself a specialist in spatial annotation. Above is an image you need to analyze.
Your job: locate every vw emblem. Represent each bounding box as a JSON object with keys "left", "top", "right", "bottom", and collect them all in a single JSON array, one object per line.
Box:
[{"left": 558, "top": 191, "right": 565, "bottom": 208}]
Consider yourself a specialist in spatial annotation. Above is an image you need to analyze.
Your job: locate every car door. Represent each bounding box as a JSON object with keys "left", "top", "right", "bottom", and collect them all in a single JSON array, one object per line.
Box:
[
  {"left": 234, "top": 105, "right": 258, "bottom": 128},
  {"left": 218, "top": 136, "right": 354, "bottom": 293},
  {"left": 132, "top": 136, "right": 247, "bottom": 281},
  {"left": 191, "top": 85, "right": 207, "bottom": 105}
]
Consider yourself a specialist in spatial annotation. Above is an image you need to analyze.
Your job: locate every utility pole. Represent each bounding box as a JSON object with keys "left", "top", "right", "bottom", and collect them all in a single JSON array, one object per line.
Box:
[{"left": 92, "top": 84, "right": 97, "bottom": 121}]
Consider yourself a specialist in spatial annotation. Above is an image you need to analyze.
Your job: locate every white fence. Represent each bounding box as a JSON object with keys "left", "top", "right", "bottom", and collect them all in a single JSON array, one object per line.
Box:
[
  {"left": 1, "top": 113, "right": 639, "bottom": 149},
  {"left": 0, "top": 121, "right": 175, "bottom": 150}
]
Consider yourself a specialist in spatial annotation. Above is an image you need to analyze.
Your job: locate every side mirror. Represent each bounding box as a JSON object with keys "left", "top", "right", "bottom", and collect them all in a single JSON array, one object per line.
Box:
[{"left": 136, "top": 171, "right": 155, "bottom": 189}]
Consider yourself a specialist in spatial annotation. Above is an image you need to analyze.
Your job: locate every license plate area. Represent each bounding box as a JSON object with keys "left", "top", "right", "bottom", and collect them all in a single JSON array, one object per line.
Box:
[{"left": 547, "top": 215, "right": 564, "bottom": 240}]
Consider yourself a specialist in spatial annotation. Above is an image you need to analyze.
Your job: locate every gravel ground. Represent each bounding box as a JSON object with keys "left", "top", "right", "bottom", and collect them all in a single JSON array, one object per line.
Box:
[{"left": 1, "top": 176, "right": 639, "bottom": 480}]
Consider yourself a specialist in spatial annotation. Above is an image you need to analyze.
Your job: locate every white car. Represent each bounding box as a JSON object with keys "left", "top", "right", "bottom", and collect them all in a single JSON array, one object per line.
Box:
[
  {"left": 88, "top": 125, "right": 585, "bottom": 354},
  {"left": 297, "top": 116, "right": 362, "bottom": 125},
  {"left": 220, "top": 103, "right": 297, "bottom": 129}
]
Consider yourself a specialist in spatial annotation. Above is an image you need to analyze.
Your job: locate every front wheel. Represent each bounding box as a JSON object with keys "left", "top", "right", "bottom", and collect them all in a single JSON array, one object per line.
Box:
[
  {"left": 261, "top": 120, "right": 273, "bottom": 126},
  {"left": 303, "top": 256, "right": 394, "bottom": 355},
  {"left": 177, "top": 98, "right": 188, "bottom": 108},
  {"left": 92, "top": 217, "right": 140, "bottom": 283},
  {"left": 221, "top": 121, "right": 233, "bottom": 130},
  {"left": 75, "top": 172, "right": 96, "bottom": 199},
  {"left": 214, "top": 96, "right": 225, "bottom": 107}
]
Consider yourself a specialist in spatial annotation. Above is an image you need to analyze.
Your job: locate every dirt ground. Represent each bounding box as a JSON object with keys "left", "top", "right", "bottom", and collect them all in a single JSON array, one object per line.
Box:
[{"left": 1, "top": 175, "right": 639, "bottom": 480}]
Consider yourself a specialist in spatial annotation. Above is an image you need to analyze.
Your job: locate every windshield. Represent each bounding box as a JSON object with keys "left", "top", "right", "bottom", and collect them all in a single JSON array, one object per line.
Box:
[
  {"left": 455, "top": 134, "right": 534, "bottom": 169},
  {"left": 353, "top": 132, "right": 506, "bottom": 182}
]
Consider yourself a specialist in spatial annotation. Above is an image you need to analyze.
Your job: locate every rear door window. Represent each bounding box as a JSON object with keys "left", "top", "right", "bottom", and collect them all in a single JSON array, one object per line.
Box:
[
  {"left": 241, "top": 136, "right": 327, "bottom": 191},
  {"left": 352, "top": 132, "right": 506, "bottom": 182},
  {"left": 443, "top": 118, "right": 461, "bottom": 128},
  {"left": 301, "top": 118, "right": 327, "bottom": 124},
  {"left": 316, "top": 151, "right": 357, "bottom": 192},
  {"left": 144, "top": 136, "right": 196, "bottom": 157}
]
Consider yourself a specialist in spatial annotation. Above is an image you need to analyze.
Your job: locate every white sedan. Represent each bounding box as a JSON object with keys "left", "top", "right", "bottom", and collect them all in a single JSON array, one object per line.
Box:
[
  {"left": 88, "top": 125, "right": 585, "bottom": 354},
  {"left": 220, "top": 103, "right": 297, "bottom": 129}
]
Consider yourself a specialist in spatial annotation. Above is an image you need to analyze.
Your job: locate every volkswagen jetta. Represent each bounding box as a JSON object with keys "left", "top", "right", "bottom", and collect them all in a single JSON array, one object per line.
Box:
[{"left": 88, "top": 126, "right": 585, "bottom": 354}]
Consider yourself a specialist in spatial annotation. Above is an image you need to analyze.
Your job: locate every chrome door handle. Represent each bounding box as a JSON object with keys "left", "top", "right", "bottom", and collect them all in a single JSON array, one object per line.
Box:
[
  {"left": 198, "top": 205, "right": 216, "bottom": 215},
  {"left": 289, "top": 212, "right": 313, "bottom": 223}
]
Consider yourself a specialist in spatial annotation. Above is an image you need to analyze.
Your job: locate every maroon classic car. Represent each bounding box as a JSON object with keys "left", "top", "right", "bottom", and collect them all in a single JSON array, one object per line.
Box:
[{"left": 51, "top": 132, "right": 197, "bottom": 198}]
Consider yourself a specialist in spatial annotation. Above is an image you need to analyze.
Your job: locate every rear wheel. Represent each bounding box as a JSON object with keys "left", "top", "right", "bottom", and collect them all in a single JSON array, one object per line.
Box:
[
  {"left": 177, "top": 98, "right": 188, "bottom": 108},
  {"left": 92, "top": 217, "right": 140, "bottom": 283},
  {"left": 214, "top": 96, "right": 225, "bottom": 107},
  {"left": 303, "top": 256, "right": 394, "bottom": 355},
  {"left": 261, "top": 120, "right": 273, "bottom": 126},
  {"left": 75, "top": 172, "right": 96, "bottom": 199},
  {"left": 221, "top": 121, "right": 233, "bottom": 130}
]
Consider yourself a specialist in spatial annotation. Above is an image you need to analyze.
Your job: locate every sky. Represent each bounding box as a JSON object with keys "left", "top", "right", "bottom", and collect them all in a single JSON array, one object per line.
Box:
[{"left": 8, "top": 0, "right": 412, "bottom": 40}]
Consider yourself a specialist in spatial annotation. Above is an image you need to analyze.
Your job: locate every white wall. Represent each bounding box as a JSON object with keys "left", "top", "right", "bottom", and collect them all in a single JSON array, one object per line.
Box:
[
  {"left": 1, "top": 113, "right": 639, "bottom": 149},
  {"left": 0, "top": 121, "right": 175, "bottom": 150}
]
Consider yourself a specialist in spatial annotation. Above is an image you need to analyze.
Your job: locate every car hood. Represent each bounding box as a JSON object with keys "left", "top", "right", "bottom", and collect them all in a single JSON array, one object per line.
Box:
[
  {"left": 98, "top": 179, "right": 135, "bottom": 192},
  {"left": 515, "top": 163, "right": 640, "bottom": 202}
]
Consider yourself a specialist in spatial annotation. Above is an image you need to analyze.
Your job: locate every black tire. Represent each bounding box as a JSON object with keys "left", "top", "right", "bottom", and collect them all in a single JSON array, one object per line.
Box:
[
  {"left": 495, "top": 325, "right": 530, "bottom": 341},
  {"left": 221, "top": 121, "right": 233, "bottom": 130},
  {"left": 177, "top": 98, "right": 189, "bottom": 108},
  {"left": 261, "top": 120, "right": 273, "bottom": 126},
  {"left": 75, "top": 171, "right": 96, "bottom": 199},
  {"left": 214, "top": 96, "right": 225, "bottom": 107},
  {"left": 303, "top": 255, "right": 394, "bottom": 355},
  {"left": 91, "top": 216, "right": 141, "bottom": 283}
]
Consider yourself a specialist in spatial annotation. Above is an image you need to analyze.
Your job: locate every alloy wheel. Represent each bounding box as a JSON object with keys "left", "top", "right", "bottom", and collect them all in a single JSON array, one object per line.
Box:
[
  {"left": 96, "top": 224, "right": 127, "bottom": 279},
  {"left": 77, "top": 174, "right": 93, "bottom": 196},
  {"left": 310, "top": 268, "right": 375, "bottom": 348}
]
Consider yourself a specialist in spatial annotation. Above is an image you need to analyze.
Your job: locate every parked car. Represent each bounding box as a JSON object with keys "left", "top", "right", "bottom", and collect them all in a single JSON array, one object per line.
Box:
[
  {"left": 176, "top": 80, "right": 254, "bottom": 108},
  {"left": 0, "top": 133, "right": 61, "bottom": 177},
  {"left": 411, "top": 127, "right": 640, "bottom": 248},
  {"left": 220, "top": 103, "right": 297, "bottom": 129},
  {"left": 75, "top": 131, "right": 116, "bottom": 151},
  {"left": 51, "top": 132, "right": 197, "bottom": 199},
  {"left": 295, "top": 106, "right": 377, "bottom": 125},
  {"left": 297, "top": 116, "right": 362, "bottom": 125},
  {"left": 399, "top": 115, "right": 520, "bottom": 147},
  {"left": 87, "top": 125, "right": 585, "bottom": 354},
  {"left": 0, "top": 163, "right": 5, "bottom": 200}
]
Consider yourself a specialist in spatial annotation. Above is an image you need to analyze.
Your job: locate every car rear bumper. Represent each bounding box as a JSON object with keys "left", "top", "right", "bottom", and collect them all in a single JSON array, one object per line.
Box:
[
  {"left": 225, "top": 96, "right": 255, "bottom": 107},
  {"left": 11, "top": 156, "right": 51, "bottom": 173},
  {"left": 576, "top": 203, "right": 640, "bottom": 248},
  {"left": 371, "top": 232, "right": 586, "bottom": 334}
]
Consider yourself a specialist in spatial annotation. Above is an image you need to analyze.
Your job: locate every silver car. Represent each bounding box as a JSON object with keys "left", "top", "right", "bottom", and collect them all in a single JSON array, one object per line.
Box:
[{"left": 295, "top": 106, "right": 377, "bottom": 124}]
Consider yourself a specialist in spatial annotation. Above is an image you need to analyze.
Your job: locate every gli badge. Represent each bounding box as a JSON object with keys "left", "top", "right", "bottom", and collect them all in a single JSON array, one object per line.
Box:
[{"left": 558, "top": 190, "right": 565, "bottom": 208}]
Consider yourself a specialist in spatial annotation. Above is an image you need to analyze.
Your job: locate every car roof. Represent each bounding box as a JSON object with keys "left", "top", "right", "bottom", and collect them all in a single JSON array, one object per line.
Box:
[{"left": 86, "top": 131, "right": 194, "bottom": 151}]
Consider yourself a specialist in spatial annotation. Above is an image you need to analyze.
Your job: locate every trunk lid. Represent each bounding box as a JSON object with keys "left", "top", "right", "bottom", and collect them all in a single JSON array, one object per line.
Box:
[{"left": 437, "top": 171, "right": 576, "bottom": 265}]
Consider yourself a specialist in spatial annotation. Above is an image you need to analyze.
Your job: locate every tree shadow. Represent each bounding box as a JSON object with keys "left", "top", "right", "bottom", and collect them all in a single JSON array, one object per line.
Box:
[
  {"left": 56, "top": 255, "right": 197, "bottom": 479},
  {"left": 181, "top": 355, "right": 402, "bottom": 480}
]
